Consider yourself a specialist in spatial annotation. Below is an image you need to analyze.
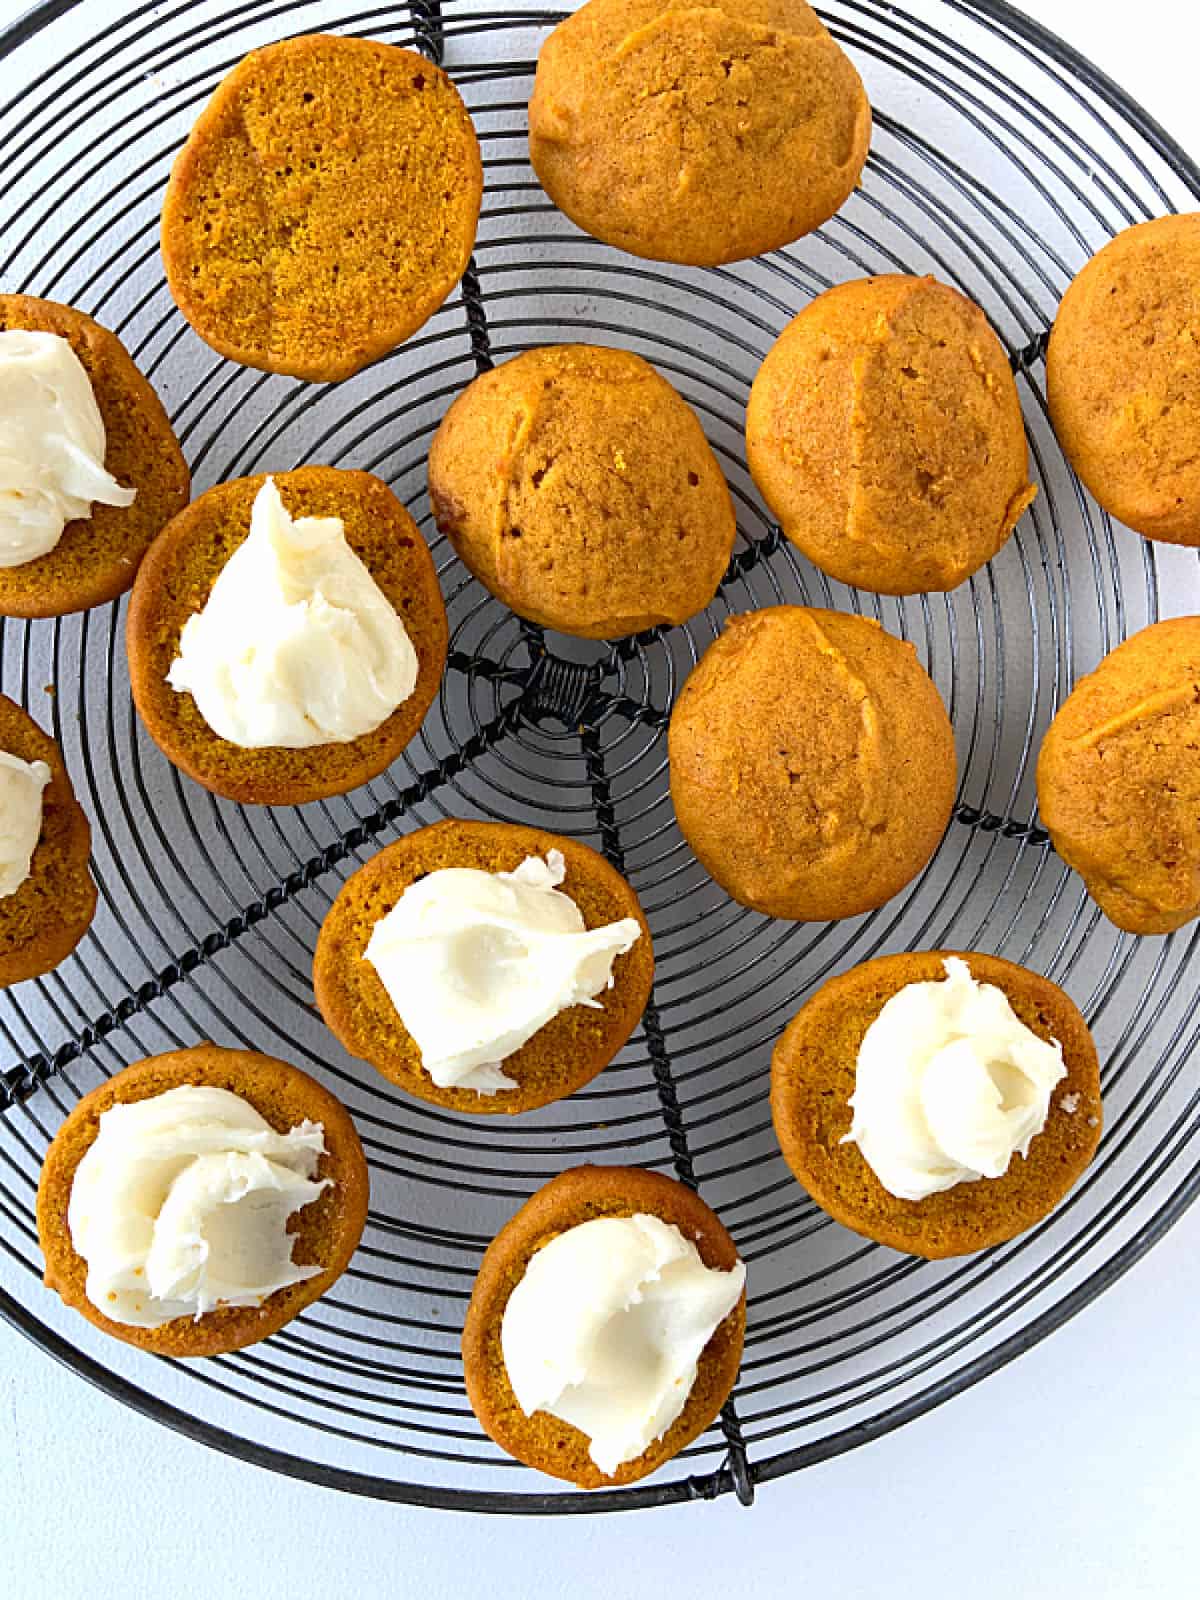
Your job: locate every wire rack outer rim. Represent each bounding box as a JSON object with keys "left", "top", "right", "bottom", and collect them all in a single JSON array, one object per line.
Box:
[{"left": 0, "top": 0, "right": 1198, "bottom": 1516}]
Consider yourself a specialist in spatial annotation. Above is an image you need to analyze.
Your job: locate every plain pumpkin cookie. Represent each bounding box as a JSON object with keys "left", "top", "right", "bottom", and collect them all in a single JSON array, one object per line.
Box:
[
  {"left": 1047, "top": 214, "right": 1200, "bottom": 545},
  {"left": 462, "top": 1166, "right": 745, "bottom": 1487},
  {"left": 37, "top": 1045, "right": 369, "bottom": 1357},
  {"left": 126, "top": 467, "right": 448, "bottom": 806},
  {"left": 1037, "top": 616, "right": 1200, "bottom": 934},
  {"left": 770, "top": 951, "right": 1102, "bottom": 1258},
  {"left": 529, "top": 0, "right": 870, "bottom": 266},
  {"left": 161, "top": 34, "right": 482, "bottom": 382},
  {"left": 0, "top": 296, "right": 189, "bottom": 616},
  {"left": 746, "top": 275, "right": 1036, "bottom": 594},
  {"left": 313, "top": 819, "right": 654, "bottom": 1115},
  {"left": 428, "top": 344, "right": 736, "bottom": 638},
  {"left": 669, "top": 606, "right": 957, "bottom": 920},
  {"left": 0, "top": 695, "right": 96, "bottom": 986}
]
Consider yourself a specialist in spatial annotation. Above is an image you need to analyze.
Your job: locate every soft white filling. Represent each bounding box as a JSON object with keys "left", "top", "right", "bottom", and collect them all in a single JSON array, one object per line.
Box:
[
  {"left": 501, "top": 1213, "right": 745, "bottom": 1474},
  {"left": 0, "top": 328, "right": 135, "bottom": 568},
  {"left": 842, "top": 957, "right": 1067, "bottom": 1201},
  {"left": 0, "top": 749, "right": 50, "bottom": 898},
  {"left": 67, "top": 1085, "right": 330, "bottom": 1327},
  {"left": 364, "top": 850, "right": 642, "bottom": 1094},
  {"left": 167, "top": 477, "right": 418, "bottom": 749}
]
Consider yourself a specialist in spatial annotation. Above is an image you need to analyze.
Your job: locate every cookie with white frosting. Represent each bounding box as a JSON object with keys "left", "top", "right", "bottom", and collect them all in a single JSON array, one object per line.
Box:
[
  {"left": 37, "top": 1045, "right": 369, "bottom": 1356},
  {"left": 770, "top": 951, "right": 1102, "bottom": 1257},
  {"left": 0, "top": 295, "right": 188, "bottom": 616},
  {"left": 462, "top": 1166, "right": 745, "bottom": 1487},
  {"left": 0, "top": 694, "right": 96, "bottom": 986},
  {"left": 313, "top": 819, "right": 654, "bottom": 1114},
  {"left": 126, "top": 467, "right": 447, "bottom": 805}
]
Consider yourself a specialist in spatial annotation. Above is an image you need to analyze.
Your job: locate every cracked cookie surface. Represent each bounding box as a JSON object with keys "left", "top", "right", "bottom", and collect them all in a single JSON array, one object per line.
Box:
[
  {"left": 529, "top": 0, "right": 870, "bottom": 266},
  {"left": 161, "top": 34, "right": 482, "bottom": 382},
  {"left": 746, "top": 275, "right": 1036, "bottom": 595},
  {"left": 428, "top": 344, "right": 735, "bottom": 639},
  {"left": 1048, "top": 213, "right": 1200, "bottom": 546},
  {"left": 669, "top": 606, "right": 957, "bottom": 921}
]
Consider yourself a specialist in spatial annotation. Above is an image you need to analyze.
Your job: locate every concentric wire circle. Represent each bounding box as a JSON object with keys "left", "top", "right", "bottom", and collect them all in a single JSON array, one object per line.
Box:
[{"left": 0, "top": 0, "right": 1198, "bottom": 1512}]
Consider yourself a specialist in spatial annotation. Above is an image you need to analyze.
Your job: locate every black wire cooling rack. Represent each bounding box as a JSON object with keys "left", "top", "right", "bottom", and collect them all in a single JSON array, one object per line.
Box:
[{"left": 1, "top": 0, "right": 1199, "bottom": 1515}]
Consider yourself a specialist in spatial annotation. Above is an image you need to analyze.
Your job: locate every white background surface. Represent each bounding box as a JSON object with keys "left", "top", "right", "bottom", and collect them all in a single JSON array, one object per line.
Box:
[{"left": 1, "top": 2, "right": 1198, "bottom": 1595}]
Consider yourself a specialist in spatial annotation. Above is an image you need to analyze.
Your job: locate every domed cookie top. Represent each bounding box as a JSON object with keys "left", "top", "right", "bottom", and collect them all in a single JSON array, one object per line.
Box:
[
  {"left": 127, "top": 468, "right": 448, "bottom": 806},
  {"left": 1048, "top": 213, "right": 1200, "bottom": 546},
  {"left": 0, "top": 296, "right": 189, "bottom": 617},
  {"left": 429, "top": 344, "right": 735, "bottom": 638},
  {"left": 747, "top": 276, "right": 1036, "bottom": 595},
  {"left": 669, "top": 606, "right": 957, "bottom": 920},
  {"left": 1037, "top": 616, "right": 1200, "bottom": 934},
  {"left": 161, "top": 34, "right": 482, "bottom": 382},
  {"left": 462, "top": 1166, "right": 745, "bottom": 1487},
  {"left": 313, "top": 819, "right": 654, "bottom": 1115},
  {"left": 0, "top": 694, "right": 96, "bottom": 987},
  {"left": 37, "top": 1045, "right": 369, "bottom": 1356},
  {"left": 771, "top": 951, "right": 1102, "bottom": 1258},
  {"left": 529, "top": 0, "right": 870, "bottom": 266}
]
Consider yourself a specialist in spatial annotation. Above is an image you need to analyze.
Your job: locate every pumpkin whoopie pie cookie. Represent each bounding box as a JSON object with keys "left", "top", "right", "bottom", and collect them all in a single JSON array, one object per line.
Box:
[
  {"left": 161, "top": 34, "right": 482, "bottom": 382},
  {"left": 313, "top": 819, "right": 654, "bottom": 1114},
  {"left": 1037, "top": 616, "right": 1200, "bottom": 934},
  {"left": 770, "top": 951, "right": 1102, "bottom": 1259},
  {"left": 428, "top": 344, "right": 736, "bottom": 639},
  {"left": 0, "top": 294, "right": 189, "bottom": 616},
  {"left": 669, "top": 606, "right": 957, "bottom": 920},
  {"left": 0, "top": 694, "right": 96, "bottom": 986},
  {"left": 38, "top": 1045, "right": 369, "bottom": 1356},
  {"left": 529, "top": 0, "right": 870, "bottom": 267},
  {"left": 747, "top": 275, "right": 1036, "bottom": 595},
  {"left": 127, "top": 467, "right": 447, "bottom": 805},
  {"left": 462, "top": 1166, "right": 746, "bottom": 1487},
  {"left": 1047, "top": 213, "right": 1200, "bottom": 546}
]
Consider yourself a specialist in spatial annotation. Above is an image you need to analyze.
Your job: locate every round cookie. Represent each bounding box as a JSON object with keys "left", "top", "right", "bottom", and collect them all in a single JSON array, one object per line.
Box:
[
  {"left": 1047, "top": 214, "right": 1200, "bottom": 545},
  {"left": 161, "top": 34, "right": 482, "bottom": 383},
  {"left": 1037, "top": 616, "right": 1200, "bottom": 934},
  {"left": 0, "top": 695, "right": 96, "bottom": 986},
  {"left": 126, "top": 467, "right": 448, "bottom": 806},
  {"left": 770, "top": 951, "right": 1102, "bottom": 1258},
  {"left": 528, "top": 0, "right": 870, "bottom": 267},
  {"left": 746, "top": 276, "right": 1036, "bottom": 595},
  {"left": 37, "top": 1044, "right": 369, "bottom": 1356},
  {"left": 462, "top": 1166, "right": 745, "bottom": 1487},
  {"left": 428, "top": 345, "right": 735, "bottom": 638},
  {"left": 669, "top": 606, "right": 957, "bottom": 920},
  {"left": 313, "top": 819, "right": 654, "bottom": 1115},
  {"left": 0, "top": 296, "right": 189, "bottom": 617}
]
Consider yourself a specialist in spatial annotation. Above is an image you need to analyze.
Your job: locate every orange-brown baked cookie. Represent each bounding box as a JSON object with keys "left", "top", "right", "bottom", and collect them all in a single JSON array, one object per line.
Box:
[
  {"left": 1037, "top": 616, "right": 1200, "bottom": 934},
  {"left": 529, "top": 0, "right": 870, "bottom": 266},
  {"left": 429, "top": 344, "right": 735, "bottom": 638},
  {"left": 746, "top": 276, "right": 1036, "bottom": 594},
  {"left": 462, "top": 1166, "right": 745, "bottom": 1487},
  {"left": 669, "top": 606, "right": 957, "bottom": 920},
  {"left": 313, "top": 819, "right": 654, "bottom": 1114},
  {"left": 37, "top": 1044, "right": 369, "bottom": 1356},
  {"left": 161, "top": 34, "right": 482, "bottom": 382},
  {"left": 770, "top": 951, "right": 1102, "bottom": 1258},
  {"left": 1047, "top": 214, "right": 1200, "bottom": 545},
  {"left": 0, "top": 695, "right": 96, "bottom": 986},
  {"left": 126, "top": 467, "right": 448, "bottom": 806},
  {"left": 0, "top": 296, "right": 189, "bottom": 616}
]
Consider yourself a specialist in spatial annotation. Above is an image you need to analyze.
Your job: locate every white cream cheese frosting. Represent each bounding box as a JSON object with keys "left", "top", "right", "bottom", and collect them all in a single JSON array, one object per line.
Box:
[
  {"left": 167, "top": 476, "right": 418, "bottom": 749},
  {"left": 842, "top": 956, "right": 1067, "bottom": 1201},
  {"left": 501, "top": 1212, "right": 745, "bottom": 1475},
  {"left": 0, "top": 749, "right": 50, "bottom": 899},
  {"left": 0, "top": 328, "right": 136, "bottom": 568},
  {"left": 364, "top": 850, "right": 642, "bottom": 1095},
  {"left": 67, "top": 1084, "right": 330, "bottom": 1327}
]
